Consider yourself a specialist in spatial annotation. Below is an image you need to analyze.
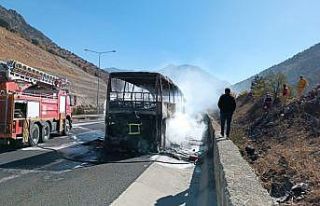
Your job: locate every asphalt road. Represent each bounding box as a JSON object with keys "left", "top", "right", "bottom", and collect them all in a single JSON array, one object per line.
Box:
[{"left": 0, "top": 121, "right": 152, "bottom": 206}]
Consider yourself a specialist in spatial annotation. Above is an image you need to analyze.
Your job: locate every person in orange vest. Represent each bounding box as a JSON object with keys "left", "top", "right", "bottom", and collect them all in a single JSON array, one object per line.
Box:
[
  {"left": 281, "top": 84, "right": 290, "bottom": 106},
  {"left": 297, "top": 76, "right": 308, "bottom": 98}
]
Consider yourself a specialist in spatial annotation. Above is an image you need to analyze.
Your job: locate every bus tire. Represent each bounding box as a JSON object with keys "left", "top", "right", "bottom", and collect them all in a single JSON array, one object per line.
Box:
[
  {"left": 62, "top": 119, "right": 71, "bottom": 136},
  {"left": 29, "top": 123, "right": 40, "bottom": 146},
  {"left": 41, "top": 122, "right": 51, "bottom": 142}
]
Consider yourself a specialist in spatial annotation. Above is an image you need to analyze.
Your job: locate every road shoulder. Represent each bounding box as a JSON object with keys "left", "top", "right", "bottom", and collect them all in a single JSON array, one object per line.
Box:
[{"left": 111, "top": 158, "right": 194, "bottom": 206}]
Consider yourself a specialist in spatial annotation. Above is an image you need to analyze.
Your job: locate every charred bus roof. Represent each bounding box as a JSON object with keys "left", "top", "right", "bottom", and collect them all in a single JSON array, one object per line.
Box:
[{"left": 109, "top": 72, "right": 182, "bottom": 94}]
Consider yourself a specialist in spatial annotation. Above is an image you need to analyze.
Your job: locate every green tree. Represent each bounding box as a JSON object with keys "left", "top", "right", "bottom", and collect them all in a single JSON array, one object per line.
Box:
[
  {"left": 31, "top": 38, "right": 40, "bottom": 45},
  {"left": 0, "top": 19, "right": 10, "bottom": 30},
  {"left": 265, "top": 72, "right": 287, "bottom": 101},
  {"left": 251, "top": 75, "right": 266, "bottom": 97}
]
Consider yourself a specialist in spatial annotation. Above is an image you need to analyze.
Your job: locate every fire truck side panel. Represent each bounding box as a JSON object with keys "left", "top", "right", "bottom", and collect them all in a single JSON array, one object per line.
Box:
[
  {"left": 0, "top": 94, "right": 14, "bottom": 139},
  {"left": 27, "top": 101, "right": 40, "bottom": 118},
  {"left": 66, "top": 95, "right": 71, "bottom": 116},
  {"left": 59, "top": 95, "right": 66, "bottom": 114},
  {"left": 41, "top": 97, "right": 59, "bottom": 120},
  {"left": 2, "top": 81, "right": 20, "bottom": 93},
  {"left": 14, "top": 120, "right": 23, "bottom": 137}
]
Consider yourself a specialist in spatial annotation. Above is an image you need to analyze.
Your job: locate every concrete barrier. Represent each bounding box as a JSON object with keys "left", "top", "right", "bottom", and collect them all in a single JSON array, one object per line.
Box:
[
  {"left": 72, "top": 114, "right": 104, "bottom": 123},
  {"left": 209, "top": 118, "right": 274, "bottom": 206}
]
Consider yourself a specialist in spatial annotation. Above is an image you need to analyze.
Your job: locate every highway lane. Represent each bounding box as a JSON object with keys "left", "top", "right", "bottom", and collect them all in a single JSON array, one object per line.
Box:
[{"left": 0, "top": 121, "right": 152, "bottom": 206}]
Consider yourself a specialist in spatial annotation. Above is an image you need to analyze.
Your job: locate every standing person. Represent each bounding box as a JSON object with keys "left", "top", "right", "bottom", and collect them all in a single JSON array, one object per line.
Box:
[
  {"left": 281, "top": 84, "right": 290, "bottom": 106},
  {"left": 297, "top": 76, "right": 308, "bottom": 98},
  {"left": 263, "top": 93, "right": 273, "bottom": 110},
  {"left": 218, "top": 88, "right": 236, "bottom": 138}
]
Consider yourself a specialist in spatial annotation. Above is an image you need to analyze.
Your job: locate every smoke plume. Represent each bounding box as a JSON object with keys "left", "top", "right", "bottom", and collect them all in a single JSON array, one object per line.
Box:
[{"left": 160, "top": 64, "right": 227, "bottom": 147}]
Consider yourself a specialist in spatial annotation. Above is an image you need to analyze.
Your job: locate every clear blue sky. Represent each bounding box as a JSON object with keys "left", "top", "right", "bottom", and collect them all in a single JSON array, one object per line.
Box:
[{"left": 1, "top": 0, "right": 320, "bottom": 83}]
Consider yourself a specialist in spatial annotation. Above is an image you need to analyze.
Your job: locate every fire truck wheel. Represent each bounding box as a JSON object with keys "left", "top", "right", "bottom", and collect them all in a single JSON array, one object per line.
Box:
[
  {"left": 29, "top": 124, "right": 40, "bottom": 146},
  {"left": 41, "top": 122, "right": 51, "bottom": 142},
  {"left": 63, "top": 119, "right": 71, "bottom": 136}
]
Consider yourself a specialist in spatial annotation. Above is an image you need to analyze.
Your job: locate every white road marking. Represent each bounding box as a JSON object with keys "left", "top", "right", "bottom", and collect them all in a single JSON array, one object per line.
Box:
[
  {"left": 71, "top": 126, "right": 92, "bottom": 131},
  {"left": 0, "top": 175, "right": 20, "bottom": 183},
  {"left": 21, "top": 130, "right": 104, "bottom": 151},
  {"left": 150, "top": 155, "right": 193, "bottom": 169},
  {"left": 21, "top": 142, "right": 79, "bottom": 151},
  {"left": 0, "top": 167, "right": 72, "bottom": 184},
  {"left": 73, "top": 121, "right": 104, "bottom": 127},
  {"left": 55, "top": 135, "right": 69, "bottom": 139},
  {"left": 0, "top": 126, "right": 105, "bottom": 184}
]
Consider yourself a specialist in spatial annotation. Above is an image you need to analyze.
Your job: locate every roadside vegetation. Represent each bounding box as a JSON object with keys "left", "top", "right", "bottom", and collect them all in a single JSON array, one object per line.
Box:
[{"left": 231, "top": 73, "right": 320, "bottom": 205}]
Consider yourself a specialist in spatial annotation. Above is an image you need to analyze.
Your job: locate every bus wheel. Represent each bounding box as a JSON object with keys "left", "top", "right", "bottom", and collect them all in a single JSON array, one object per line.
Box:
[
  {"left": 29, "top": 124, "right": 40, "bottom": 146},
  {"left": 41, "top": 122, "right": 51, "bottom": 142},
  {"left": 63, "top": 119, "right": 71, "bottom": 136}
]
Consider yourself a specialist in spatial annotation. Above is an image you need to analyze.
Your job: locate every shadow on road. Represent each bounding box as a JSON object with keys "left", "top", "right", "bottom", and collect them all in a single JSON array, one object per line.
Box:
[
  {"left": 0, "top": 146, "right": 19, "bottom": 154},
  {"left": 155, "top": 155, "right": 217, "bottom": 206},
  {"left": 155, "top": 189, "right": 190, "bottom": 206},
  {"left": 0, "top": 140, "right": 147, "bottom": 172}
]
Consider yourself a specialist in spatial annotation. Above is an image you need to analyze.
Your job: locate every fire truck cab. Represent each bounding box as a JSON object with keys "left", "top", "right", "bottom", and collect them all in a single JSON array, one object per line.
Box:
[{"left": 0, "top": 60, "right": 75, "bottom": 145}]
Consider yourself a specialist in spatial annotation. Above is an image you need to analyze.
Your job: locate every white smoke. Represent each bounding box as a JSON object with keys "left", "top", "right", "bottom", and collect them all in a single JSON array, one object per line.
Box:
[
  {"left": 160, "top": 64, "right": 227, "bottom": 148},
  {"left": 165, "top": 113, "right": 206, "bottom": 146}
]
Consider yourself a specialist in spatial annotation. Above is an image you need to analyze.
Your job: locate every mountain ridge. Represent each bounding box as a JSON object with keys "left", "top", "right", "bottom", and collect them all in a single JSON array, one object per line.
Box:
[
  {"left": 233, "top": 43, "right": 320, "bottom": 93},
  {"left": 0, "top": 5, "right": 108, "bottom": 106},
  {"left": 0, "top": 5, "right": 108, "bottom": 80}
]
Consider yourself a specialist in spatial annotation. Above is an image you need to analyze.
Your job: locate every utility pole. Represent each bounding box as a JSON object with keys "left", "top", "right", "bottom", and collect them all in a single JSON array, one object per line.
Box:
[{"left": 84, "top": 49, "right": 116, "bottom": 113}]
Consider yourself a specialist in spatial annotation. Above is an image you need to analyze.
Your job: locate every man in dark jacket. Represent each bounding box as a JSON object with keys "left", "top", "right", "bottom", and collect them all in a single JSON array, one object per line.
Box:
[{"left": 218, "top": 88, "right": 236, "bottom": 138}]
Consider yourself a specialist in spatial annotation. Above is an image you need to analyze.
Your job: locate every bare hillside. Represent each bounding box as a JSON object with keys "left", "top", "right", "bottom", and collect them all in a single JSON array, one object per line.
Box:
[
  {"left": 0, "top": 5, "right": 108, "bottom": 80},
  {"left": 231, "top": 90, "right": 320, "bottom": 205},
  {"left": 0, "top": 27, "right": 106, "bottom": 106},
  {"left": 233, "top": 43, "right": 320, "bottom": 93}
]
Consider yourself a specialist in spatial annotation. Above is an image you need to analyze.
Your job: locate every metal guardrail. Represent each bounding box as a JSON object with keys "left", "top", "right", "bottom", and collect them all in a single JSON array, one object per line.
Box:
[{"left": 72, "top": 114, "right": 105, "bottom": 122}]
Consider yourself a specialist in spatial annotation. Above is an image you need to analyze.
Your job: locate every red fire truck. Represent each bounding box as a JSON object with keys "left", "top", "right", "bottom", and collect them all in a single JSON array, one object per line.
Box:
[{"left": 0, "top": 60, "right": 75, "bottom": 145}]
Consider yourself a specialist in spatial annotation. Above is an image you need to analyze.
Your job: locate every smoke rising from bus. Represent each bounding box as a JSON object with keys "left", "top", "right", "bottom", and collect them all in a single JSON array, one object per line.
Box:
[{"left": 160, "top": 65, "right": 226, "bottom": 147}]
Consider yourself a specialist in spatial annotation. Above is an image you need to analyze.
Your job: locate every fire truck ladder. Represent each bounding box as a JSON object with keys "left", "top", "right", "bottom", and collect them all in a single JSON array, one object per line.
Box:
[{"left": 3, "top": 60, "right": 69, "bottom": 87}]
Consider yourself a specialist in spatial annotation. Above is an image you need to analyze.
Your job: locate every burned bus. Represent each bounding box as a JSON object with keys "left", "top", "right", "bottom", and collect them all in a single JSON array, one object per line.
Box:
[{"left": 105, "top": 72, "right": 183, "bottom": 153}]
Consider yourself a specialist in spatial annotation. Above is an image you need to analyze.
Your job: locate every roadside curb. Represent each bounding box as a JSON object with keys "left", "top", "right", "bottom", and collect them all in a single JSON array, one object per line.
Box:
[{"left": 209, "top": 118, "right": 274, "bottom": 206}]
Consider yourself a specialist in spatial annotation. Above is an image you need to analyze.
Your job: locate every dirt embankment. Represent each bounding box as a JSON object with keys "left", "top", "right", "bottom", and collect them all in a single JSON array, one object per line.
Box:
[
  {"left": 231, "top": 93, "right": 320, "bottom": 205},
  {"left": 0, "top": 27, "right": 106, "bottom": 106}
]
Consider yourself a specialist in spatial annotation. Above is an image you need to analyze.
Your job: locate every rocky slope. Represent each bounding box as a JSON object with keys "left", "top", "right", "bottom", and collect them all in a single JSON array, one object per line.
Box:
[
  {"left": 0, "top": 5, "right": 107, "bottom": 107},
  {"left": 233, "top": 43, "right": 320, "bottom": 93},
  {"left": 0, "top": 27, "right": 106, "bottom": 106},
  {"left": 0, "top": 5, "right": 108, "bottom": 80},
  {"left": 231, "top": 89, "right": 320, "bottom": 205}
]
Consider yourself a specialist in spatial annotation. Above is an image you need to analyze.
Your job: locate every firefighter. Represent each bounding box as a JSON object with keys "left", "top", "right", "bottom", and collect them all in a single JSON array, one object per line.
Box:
[
  {"left": 281, "top": 84, "right": 290, "bottom": 106},
  {"left": 297, "top": 76, "right": 308, "bottom": 98},
  {"left": 218, "top": 88, "right": 236, "bottom": 139}
]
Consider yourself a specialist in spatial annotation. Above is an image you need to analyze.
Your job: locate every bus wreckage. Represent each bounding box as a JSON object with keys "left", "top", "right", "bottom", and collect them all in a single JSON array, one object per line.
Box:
[{"left": 105, "top": 72, "right": 184, "bottom": 153}]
